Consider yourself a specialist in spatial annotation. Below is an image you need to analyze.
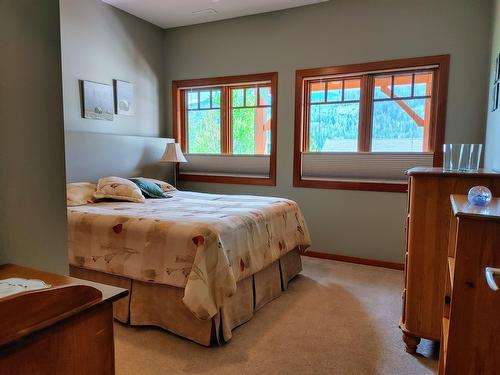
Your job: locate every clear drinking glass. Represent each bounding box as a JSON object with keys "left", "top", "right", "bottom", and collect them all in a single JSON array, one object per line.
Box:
[
  {"left": 458, "top": 144, "right": 471, "bottom": 172},
  {"left": 443, "top": 144, "right": 461, "bottom": 171},
  {"left": 468, "top": 144, "right": 483, "bottom": 172},
  {"left": 458, "top": 144, "right": 483, "bottom": 172}
]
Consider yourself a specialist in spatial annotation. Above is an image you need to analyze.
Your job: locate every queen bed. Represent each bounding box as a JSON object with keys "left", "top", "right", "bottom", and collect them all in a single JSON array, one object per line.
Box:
[{"left": 68, "top": 189, "right": 311, "bottom": 345}]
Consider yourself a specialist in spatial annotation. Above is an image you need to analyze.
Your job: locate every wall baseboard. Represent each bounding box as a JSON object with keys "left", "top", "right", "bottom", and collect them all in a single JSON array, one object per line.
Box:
[{"left": 301, "top": 250, "right": 404, "bottom": 271}]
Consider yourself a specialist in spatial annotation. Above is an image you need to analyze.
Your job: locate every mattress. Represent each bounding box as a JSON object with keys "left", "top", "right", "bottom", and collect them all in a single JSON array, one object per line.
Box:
[{"left": 67, "top": 190, "right": 311, "bottom": 320}]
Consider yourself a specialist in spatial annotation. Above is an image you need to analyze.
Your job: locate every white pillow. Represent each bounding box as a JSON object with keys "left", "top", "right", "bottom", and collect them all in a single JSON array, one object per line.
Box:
[
  {"left": 67, "top": 183, "right": 97, "bottom": 206},
  {"left": 134, "top": 177, "right": 176, "bottom": 192},
  {"left": 94, "top": 177, "right": 145, "bottom": 203}
]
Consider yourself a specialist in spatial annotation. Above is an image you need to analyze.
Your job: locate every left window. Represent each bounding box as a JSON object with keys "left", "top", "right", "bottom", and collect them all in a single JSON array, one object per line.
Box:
[
  {"left": 186, "top": 88, "right": 222, "bottom": 154},
  {"left": 173, "top": 73, "right": 277, "bottom": 185}
]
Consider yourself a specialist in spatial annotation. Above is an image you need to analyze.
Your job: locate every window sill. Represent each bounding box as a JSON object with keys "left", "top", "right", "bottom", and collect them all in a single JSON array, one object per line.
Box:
[
  {"left": 294, "top": 177, "right": 408, "bottom": 193},
  {"left": 179, "top": 173, "right": 276, "bottom": 186},
  {"left": 184, "top": 153, "right": 271, "bottom": 158}
]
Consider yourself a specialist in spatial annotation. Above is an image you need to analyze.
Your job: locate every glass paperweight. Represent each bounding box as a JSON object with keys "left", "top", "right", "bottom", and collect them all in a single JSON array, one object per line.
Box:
[{"left": 467, "top": 186, "right": 492, "bottom": 206}]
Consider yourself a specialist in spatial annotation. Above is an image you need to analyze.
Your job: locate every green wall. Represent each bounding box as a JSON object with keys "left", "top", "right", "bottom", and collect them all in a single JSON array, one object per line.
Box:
[
  {"left": 0, "top": 0, "right": 68, "bottom": 273},
  {"left": 60, "top": 0, "right": 165, "bottom": 137},
  {"left": 485, "top": 0, "right": 500, "bottom": 171},
  {"left": 164, "top": 0, "right": 493, "bottom": 263}
]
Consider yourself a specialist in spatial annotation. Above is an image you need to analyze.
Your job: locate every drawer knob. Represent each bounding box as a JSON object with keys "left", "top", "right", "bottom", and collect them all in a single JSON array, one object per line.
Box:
[{"left": 485, "top": 267, "right": 500, "bottom": 291}]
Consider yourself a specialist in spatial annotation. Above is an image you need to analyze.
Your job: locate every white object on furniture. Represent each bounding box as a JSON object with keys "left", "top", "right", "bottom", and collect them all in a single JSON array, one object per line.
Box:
[
  {"left": 0, "top": 278, "right": 51, "bottom": 299},
  {"left": 160, "top": 143, "right": 187, "bottom": 187}
]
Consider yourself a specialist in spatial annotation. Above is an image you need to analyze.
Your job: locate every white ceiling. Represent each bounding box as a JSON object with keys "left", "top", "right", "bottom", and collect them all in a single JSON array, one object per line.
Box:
[{"left": 102, "top": 0, "right": 329, "bottom": 29}]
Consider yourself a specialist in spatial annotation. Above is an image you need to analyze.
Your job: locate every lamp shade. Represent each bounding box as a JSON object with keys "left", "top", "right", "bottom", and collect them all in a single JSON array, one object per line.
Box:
[{"left": 160, "top": 143, "right": 187, "bottom": 163}]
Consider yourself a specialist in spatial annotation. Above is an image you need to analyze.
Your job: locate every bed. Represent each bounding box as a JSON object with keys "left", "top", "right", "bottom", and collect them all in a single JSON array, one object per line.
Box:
[{"left": 68, "top": 190, "right": 311, "bottom": 345}]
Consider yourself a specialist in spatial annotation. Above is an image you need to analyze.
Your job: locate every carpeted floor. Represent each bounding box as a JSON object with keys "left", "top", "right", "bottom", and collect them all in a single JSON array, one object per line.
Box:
[{"left": 114, "top": 256, "right": 438, "bottom": 375}]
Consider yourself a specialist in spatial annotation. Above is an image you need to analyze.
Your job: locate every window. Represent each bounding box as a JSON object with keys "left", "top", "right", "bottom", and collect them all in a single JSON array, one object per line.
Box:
[
  {"left": 230, "top": 86, "right": 272, "bottom": 155},
  {"left": 186, "top": 88, "right": 221, "bottom": 154},
  {"left": 173, "top": 73, "right": 277, "bottom": 185},
  {"left": 371, "top": 72, "right": 433, "bottom": 152},
  {"left": 294, "top": 55, "right": 449, "bottom": 192},
  {"left": 303, "top": 72, "right": 434, "bottom": 154},
  {"left": 306, "top": 78, "right": 362, "bottom": 152}
]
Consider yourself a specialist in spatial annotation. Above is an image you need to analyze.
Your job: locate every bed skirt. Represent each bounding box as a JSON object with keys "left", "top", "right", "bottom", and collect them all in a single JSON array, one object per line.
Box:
[{"left": 69, "top": 248, "right": 302, "bottom": 346}]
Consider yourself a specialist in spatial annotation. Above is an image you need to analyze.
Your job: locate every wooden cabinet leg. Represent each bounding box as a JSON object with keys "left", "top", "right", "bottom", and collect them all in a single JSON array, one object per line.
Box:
[{"left": 402, "top": 332, "right": 421, "bottom": 354}]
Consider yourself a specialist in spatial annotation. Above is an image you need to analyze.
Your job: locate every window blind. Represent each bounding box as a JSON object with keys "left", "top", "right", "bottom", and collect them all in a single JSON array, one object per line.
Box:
[
  {"left": 180, "top": 154, "right": 270, "bottom": 178},
  {"left": 302, "top": 152, "right": 433, "bottom": 182}
]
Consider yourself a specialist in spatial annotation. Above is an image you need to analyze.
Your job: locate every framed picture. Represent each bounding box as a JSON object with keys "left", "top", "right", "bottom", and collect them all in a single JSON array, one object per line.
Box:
[
  {"left": 496, "top": 53, "right": 500, "bottom": 82},
  {"left": 114, "top": 80, "right": 134, "bottom": 115},
  {"left": 81, "top": 80, "right": 114, "bottom": 121},
  {"left": 493, "top": 82, "right": 499, "bottom": 112}
]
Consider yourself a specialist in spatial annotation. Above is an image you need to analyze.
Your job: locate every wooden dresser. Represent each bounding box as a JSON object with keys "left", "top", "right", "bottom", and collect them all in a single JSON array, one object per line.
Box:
[
  {"left": 439, "top": 195, "right": 500, "bottom": 375},
  {"left": 401, "top": 167, "right": 500, "bottom": 353},
  {"left": 0, "top": 264, "right": 128, "bottom": 375}
]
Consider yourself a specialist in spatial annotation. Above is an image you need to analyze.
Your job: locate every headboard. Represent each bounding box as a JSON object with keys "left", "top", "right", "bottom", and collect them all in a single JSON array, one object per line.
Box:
[{"left": 64, "top": 131, "right": 174, "bottom": 183}]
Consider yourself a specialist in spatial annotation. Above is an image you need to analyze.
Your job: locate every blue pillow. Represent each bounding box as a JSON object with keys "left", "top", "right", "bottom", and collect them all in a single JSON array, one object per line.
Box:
[{"left": 128, "top": 178, "right": 169, "bottom": 199}]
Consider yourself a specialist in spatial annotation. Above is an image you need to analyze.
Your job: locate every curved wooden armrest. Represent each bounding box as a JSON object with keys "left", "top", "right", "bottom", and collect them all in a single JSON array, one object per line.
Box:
[{"left": 0, "top": 285, "right": 102, "bottom": 347}]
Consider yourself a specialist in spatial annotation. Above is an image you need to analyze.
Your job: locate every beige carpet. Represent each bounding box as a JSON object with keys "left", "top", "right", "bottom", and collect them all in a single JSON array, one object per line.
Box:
[{"left": 115, "top": 256, "right": 438, "bottom": 375}]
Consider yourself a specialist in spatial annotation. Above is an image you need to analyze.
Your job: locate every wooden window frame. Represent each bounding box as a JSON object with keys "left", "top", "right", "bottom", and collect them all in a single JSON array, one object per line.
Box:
[
  {"left": 173, "top": 72, "right": 278, "bottom": 186},
  {"left": 293, "top": 55, "right": 450, "bottom": 193}
]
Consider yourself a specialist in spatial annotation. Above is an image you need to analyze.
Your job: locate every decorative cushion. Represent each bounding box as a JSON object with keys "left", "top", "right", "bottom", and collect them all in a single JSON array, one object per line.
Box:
[
  {"left": 134, "top": 177, "right": 176, "bottom": 192},
  {"left": 66, "top": 182, "right": 96, "bottom": 206},
  {"left": 129, "top": 178, "right": 169, "bottom": 199},
  {"left": 94, "top": 176, "right": 145, "bottom": 203}
]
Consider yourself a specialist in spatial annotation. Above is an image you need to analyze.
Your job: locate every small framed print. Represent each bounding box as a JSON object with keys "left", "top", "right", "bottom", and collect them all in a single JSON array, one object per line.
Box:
[
  {"left": 493, "top": 82, "right": 499, "bottom": 112},
  {"left": 114, "top": 80, "right": 134, "bottom": 116},
  {"left": 81, "top": 80, "right": 114, "bottom": 121},
  {"left": 496, "top": 54, "right": 500, "bottom": 83}
]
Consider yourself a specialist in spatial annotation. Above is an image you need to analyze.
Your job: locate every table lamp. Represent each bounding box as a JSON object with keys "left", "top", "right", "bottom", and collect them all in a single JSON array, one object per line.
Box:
[{"left": 160, "top": 142, "right": 187, "bottom": 188}]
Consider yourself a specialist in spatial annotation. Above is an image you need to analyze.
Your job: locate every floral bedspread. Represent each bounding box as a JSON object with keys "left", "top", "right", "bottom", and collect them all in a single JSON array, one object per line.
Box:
[{"left": 67, "top": 191, "right": 311, "bottom": 319}]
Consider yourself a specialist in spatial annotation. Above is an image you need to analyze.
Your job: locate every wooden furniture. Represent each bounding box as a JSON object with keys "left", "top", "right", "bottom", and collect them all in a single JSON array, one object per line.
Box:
[
  {"left": 401, "top": 167, "right": 500, "bottom": 353},
  {"left": 439, "top": 195, "right": 500, "bottom": 375},
  {"left": 0, "top": 264, "right": 128, "bottom": 375}
]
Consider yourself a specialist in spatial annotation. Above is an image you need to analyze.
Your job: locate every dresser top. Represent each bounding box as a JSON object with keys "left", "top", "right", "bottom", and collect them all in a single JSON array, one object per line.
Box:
[
  {"left": 0, "top": 264, "right": 128, "bottom": 347},
  {"left": 407, "top": 167, "right": 500, "bottom": 178},
  {"left": 0, "top": 264, "right": 127, "bottom": 302},
  {"left": 451, "top": 195, "right": 500, "bottom": 222}
]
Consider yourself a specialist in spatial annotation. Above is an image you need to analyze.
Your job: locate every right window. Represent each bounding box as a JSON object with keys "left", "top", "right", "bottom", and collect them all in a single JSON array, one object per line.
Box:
[
  {"left": 371, "top": 72, "right": 433, "bottom": 152},
  {"left": 294, "top": 55, "right": 449, "bottom": 192}
]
